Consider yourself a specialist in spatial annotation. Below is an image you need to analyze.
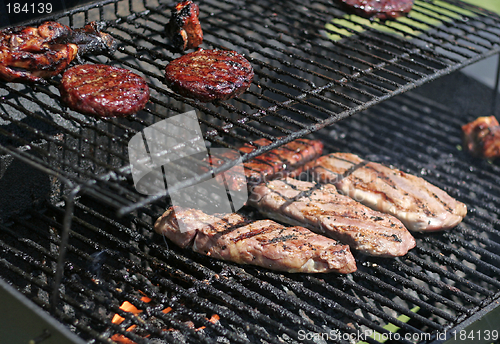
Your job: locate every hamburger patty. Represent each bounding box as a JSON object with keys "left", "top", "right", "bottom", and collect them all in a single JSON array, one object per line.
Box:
[
  {"left": 339, "top": 0, "right": 414, "bottom": 20},
  {"left": 59, "top": 64, "right": 149, "bottom": 117},
  {"left": 164, "top": 49, "right": 253, "bottom": 102}
]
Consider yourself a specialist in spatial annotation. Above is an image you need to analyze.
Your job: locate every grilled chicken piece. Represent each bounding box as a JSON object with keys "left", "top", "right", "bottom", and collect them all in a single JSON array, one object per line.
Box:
[
  {"left": 206, "top": 138, "right": 324, "bottom": 192},
  {"left": 166, "top": 0, "right": 203, "bottom": 51},
  {"left": 154, "top": 206, "right": 357, "bottom": 274},
  {"left": 306, "top": 153, "right": 467, "bottom": 232},
  {"left": 462, "top": 116, "right": 500, "bottom": 159},
  {"left": 0, "top": 21, "right": 116, "bottom": 83},
  {"left": 249, "top": 178, "right": 415, "bottom": 257}
]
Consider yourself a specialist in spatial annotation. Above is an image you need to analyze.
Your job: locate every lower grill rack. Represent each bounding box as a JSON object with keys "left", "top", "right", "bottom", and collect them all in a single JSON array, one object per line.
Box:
[{"left": 1, "top": 89, "right": 500, "bottom": 343}]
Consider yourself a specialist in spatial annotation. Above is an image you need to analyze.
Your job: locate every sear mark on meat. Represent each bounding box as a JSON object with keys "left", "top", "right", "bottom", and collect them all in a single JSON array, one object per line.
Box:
[
  {"left": 249, "top": 178, "right": 415, "bottom": 257},
  {"left": 0, "top": 21, "right": 116, "bottom": 83},
  {"left": 59, "top": 64, "right": 149, "bottom": 118},
  {"left": 305, "top": 152, "right": 467, "bottom": 232},
  {"left": 338, "top": 0, "right": 414, "bottom": 20},
  {"left": 462, "top": 116, "right": 500, "bottom": 160},
  {"left": 166, "top": 1, "right": 203, "bottom": 51},
  {"left": 164, "top": 49, "right": 253, "bottom": 102},
  {"left": 154, "top": 206, "right": 357, "bottom": 274}
]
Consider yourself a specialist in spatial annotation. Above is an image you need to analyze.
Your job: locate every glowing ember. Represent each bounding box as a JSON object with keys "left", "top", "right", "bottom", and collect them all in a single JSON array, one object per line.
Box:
[
  {"left": 111, "top": 296, "right": 152, "bottom": 344},
  {"left": 110, "top": 293, "right": 219, "bottom": 343}
]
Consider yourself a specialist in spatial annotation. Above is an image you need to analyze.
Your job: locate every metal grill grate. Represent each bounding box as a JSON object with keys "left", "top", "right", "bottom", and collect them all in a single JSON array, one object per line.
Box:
[
  {"left": 1, "top": 0, "right": 500, "bottom": 214},
  {"left": 1, "top": 90, "right": 500, "bottom": 343}
]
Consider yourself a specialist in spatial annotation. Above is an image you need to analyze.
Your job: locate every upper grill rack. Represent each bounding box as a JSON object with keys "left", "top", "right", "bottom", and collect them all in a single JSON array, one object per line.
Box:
[
  {"left": 1, "top": 0, "right": 500, "bottom": 214},
  {"left": 1, "top": 90, "right": 500, "bottom": 343}
]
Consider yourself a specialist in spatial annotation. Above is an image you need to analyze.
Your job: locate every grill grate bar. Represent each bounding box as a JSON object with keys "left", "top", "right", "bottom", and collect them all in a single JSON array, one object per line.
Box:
[
  {"left": 404, "top": 252, "right": 495, "bottom": 297},
  {"left": 201, "top": 8, "right": 411, "bottom": 89},
  {"left": 338, "top": 274, "right": 444, "bottom": 330},
  {"left": 305, "top": 0, "right": 466, "bottom": 63},
  {"left": 413, "top": 243, "right": 500, "bottom": 289},
  {"left": 44, "top": 203, "right": 322, "bottom": 343},
  {"left": 445, "top": 229, "right": 500, "bottom": 262},
  {"left": 26, "top": 209, "right": 254, "bottom": 344},
  {"left": 0, "top": 258, "right": 126, "bottom": 344},
  {"left": 408, "top": 8, "right": 498, "bottom": 50},
  {"left": 52, "top": 199, "right": 456, "bottom": 344},
  {"left": 224, "top": 10, "right": 431, "bottom": 82},
  {"left": 351, "top": 268, "right": 457, "bottom": 322},
  {"left": 3, "top": 0, "right": 500, "bottom": 214},
  {"left": 332, "top": 0, "right": 498, "bottom": 58},
  {"left": 259, "top": 272, "right": 430, "bottom": 336},
  {"left": 420, "top": 237, "right": 500, "bottom": 285},
  {"left": 0, "top": 99, "right": 129, "bottom": 167},
  {"left": 0, "top": 225, "right": 157, "bottom": 344},
  {"left": 390, "top": 258, "right": 483, "bottom": 305},
  {"left": 210, "top": 263, "right": 417, "bottom": 341}
]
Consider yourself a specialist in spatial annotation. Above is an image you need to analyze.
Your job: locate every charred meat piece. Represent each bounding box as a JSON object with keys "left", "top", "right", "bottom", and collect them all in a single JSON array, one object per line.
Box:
[
  {"left": 249, "top": 178, "right": 415, "bottom": 257},
  {"left": 166, "top": 1, "right": 203, "bottom": 51},
  {"left": 339, "top": 0, "right": 414, "bottom": 20},
  {"left": 164, "top": 49, "right": 253, "bottom": 102},
  {"left": 154, "top": 206, "right": 357, "bottom": 273},
  {"left": 0, "top": 21, "right": 116, "bottom": 83},
  {"left": 60, "top": 64, "right": 149, "bottom": 118},
  {"left": 66, "top": 21, "right": 117, "bottom": 55},
  {"left": 306, "top": 153, "right": 467, "bottom": 232},
  {"left": 462, "top": 116, "right": 500, "bottom": 159},
  {"left": 205, "top": 138, "right": 324, "bottom": 191}
]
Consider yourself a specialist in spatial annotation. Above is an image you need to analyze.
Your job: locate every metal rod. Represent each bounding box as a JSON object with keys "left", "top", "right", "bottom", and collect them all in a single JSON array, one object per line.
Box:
[
  {"left": 492, "top": 53, "right": 500, "bottom": 117},
  {"left": 50, "top": 186, "right": 81, "bottom": 313}
]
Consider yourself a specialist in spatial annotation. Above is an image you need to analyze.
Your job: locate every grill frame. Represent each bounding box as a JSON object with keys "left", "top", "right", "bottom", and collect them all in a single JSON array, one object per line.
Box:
[
  {"left": 1, "top": 0, "right": 500, "bottom": 343},
  {"left": 2, "top": 0, "right": 500, "bottom": 215},
  {"left": 2, "top": 87, "right": 500, "bottom": 344}
]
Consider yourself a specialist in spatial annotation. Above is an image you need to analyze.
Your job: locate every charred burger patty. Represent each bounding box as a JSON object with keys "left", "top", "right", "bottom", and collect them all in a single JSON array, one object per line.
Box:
[
  {"left": 164, "top": 49, "right": 253, "bottom": 102},
  {"left": 59, "top": 64, "right": 149, "bottom": 117},
  {"left": 339, "top": 0, "right": 414, "bottom": 20}
]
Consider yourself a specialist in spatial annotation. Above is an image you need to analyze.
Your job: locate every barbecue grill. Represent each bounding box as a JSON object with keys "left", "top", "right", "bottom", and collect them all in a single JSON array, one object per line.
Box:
[{"left": 1, "top": 0, "right": 500, "bottom": 343}]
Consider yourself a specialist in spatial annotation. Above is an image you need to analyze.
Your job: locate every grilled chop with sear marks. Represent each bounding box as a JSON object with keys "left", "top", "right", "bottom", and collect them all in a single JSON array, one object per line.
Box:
[
  {"left": 249, "top": 178, "right": 415, "bottom": 257},
  {"left": 154, "top": 206, "right": 357, "bottom": 273},
  {"left": 305, "top": 153, "right": 467, "bottom": 232}
]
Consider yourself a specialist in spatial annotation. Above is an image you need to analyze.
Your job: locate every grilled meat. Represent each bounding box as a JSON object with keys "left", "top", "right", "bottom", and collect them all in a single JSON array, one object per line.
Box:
[
  {"left": 249, "top": 178, "right": 415, "bottom": 257},
  {"left": 60, "top": 64, "right": 149, "bottom": 117},
  {"left": 462, "top": 116, "right": 500, "bottom": 159},
  {"left": 306, "top": 153, "right": 467, "bottom": 232},
  {"left": 154, "top": 206, "right": 357, "bottom": 273},
  {"left": 339, "top": 0, "right": 414, "bottom": 20},
  {"left": 67, "top": 21, "right": 117, "bottom": 55},
  {"left": 166, "top": 1, "right": 203, "bottom": 51},
  {"left": 164, "top": 49, "right": 253, "bottom": 102},
  {"left": 239, "top": 138, "right": 324, "bottom": 184},
  {"left": 205, "top": 138, "right": 324, "bottom": 191},
  {"left": 0, "top": 21, "right": 115, "bottom": 83}
]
